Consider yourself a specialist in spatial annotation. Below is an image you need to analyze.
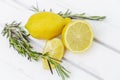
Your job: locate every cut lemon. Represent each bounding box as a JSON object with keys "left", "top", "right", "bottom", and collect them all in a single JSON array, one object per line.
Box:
[
  {"left": 42, "top": 38, "right": 64, "bottom": 69},
  {"left": 62, "top": 20, "right": 94, "bottom": 53}
]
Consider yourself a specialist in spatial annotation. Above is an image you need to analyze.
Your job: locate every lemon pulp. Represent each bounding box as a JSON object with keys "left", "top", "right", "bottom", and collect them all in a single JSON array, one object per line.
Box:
[{"left": 62, "top": 20, "right": 94, "bottom": 53}]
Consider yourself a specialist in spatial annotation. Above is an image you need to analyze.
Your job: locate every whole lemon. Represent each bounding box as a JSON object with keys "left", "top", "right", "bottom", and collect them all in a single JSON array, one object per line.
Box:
[{"left": 25, "top": 12, "right": 71, "bottom": 40}]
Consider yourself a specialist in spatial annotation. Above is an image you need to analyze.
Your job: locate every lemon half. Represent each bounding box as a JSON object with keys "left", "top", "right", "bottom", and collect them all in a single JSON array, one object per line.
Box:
[{"left": 62, "top": 20, "right": 94, "bottom": 53}]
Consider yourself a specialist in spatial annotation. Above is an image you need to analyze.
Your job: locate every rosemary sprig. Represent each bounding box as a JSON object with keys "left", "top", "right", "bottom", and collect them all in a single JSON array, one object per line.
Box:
[
  {"left": 1, "top": 21, "right": 69, "bottom": 80},
  {"left": 30, "top": 5, "right": 106, "bottom": 21},
  {"left": 58, "top": 9, "right": 106, "bottom": 21}
]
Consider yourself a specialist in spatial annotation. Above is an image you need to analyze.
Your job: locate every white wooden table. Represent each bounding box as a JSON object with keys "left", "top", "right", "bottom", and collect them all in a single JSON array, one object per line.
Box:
[{"left": 0, "top": 0, "right": 120, "bottom": 80}]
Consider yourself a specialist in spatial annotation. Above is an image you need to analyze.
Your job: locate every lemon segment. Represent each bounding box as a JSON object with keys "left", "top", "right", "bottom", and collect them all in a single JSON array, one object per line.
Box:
[
  {"left": 62, "top": 20, "right": 94, "bottom": 53},
  {"left": 42, "top": 38, "right": 64, "bottom": 69}
]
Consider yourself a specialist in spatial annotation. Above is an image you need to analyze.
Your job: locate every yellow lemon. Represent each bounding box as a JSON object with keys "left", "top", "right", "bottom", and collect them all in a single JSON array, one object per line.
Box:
[
  {"left": 42, "top": 38, "right": 64, "bottom": 69},
  {"left": 25, "top": 12, "right": 71, "bottom": 40},
  {"left": 62, "top": 20, "right": 94, "bottom": 53}
]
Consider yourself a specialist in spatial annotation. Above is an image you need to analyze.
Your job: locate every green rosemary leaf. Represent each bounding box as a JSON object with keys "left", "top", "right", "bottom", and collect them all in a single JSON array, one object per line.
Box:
[{"left": 47, "top": 59, "right": 53, "bottom": 74}]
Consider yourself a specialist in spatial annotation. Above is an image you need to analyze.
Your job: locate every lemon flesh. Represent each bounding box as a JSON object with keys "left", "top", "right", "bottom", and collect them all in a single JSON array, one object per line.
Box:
[
  {"left": 62, "top": 20, "right": 93, "bottom": 53},
  {"left": 25, "top": 12, "right": 71, "bottom": 40},
  {"left": 42, "top": 38, "right": 64, "bottom": 69}
]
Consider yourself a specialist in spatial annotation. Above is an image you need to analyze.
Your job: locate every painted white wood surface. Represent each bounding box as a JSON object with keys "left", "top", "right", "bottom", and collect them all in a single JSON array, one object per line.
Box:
[{"left": 0, "top": 0, "right": 120, "bottom": 80}]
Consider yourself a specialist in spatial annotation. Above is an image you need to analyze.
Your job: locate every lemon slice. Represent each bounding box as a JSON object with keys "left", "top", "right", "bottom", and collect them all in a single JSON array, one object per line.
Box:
[
  {"left": 62, "top": 20, "right": 94, "bottom": 53},
  {"left": 42, "top": 38, "right": 64, "bottom": 69}
]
